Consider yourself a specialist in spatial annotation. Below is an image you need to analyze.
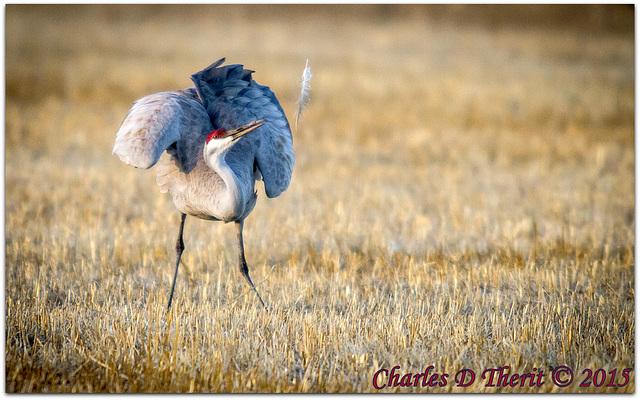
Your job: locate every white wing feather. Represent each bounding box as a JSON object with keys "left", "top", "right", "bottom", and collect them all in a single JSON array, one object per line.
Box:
[{"left": 113, "top": 91, "right": 211, "bottom": 169}]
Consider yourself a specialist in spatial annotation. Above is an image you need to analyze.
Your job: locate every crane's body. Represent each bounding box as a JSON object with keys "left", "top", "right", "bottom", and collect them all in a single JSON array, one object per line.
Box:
[
  {"left": 153, "top": 88, "right": 260, "bottom": 223},
  {"left": 112, "top": 58, "right": 309, "bottom": 309}
]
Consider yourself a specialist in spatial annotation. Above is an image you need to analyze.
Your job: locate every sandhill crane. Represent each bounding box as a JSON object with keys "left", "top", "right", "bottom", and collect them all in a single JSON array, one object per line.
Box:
[{"left": 113, "top": 57, "right": 311, "bottom": 310}]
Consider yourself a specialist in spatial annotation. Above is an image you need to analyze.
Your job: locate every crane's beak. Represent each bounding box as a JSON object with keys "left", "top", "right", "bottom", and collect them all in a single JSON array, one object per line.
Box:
[{"left": 227, "top": 120, "right": 264, "bottom": 141}]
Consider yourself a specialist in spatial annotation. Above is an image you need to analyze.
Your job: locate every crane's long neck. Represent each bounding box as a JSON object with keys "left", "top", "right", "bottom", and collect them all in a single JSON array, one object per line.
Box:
[{"left": 207, "top": 149, "right": 244, "bottom": 221}]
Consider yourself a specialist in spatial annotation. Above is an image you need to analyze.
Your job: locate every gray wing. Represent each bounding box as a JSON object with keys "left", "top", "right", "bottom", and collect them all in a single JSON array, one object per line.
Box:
[
  {"left": 191, "top": 58, "right": 295, "bottom": 198},
  {"left": 113, "top": 90, "right": 212, "bottom": 169}
]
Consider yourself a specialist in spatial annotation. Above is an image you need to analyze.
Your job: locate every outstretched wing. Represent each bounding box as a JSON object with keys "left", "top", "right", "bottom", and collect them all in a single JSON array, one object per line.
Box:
[
  {"left": 113, "top": 90, "right": 212, "bottom": 169},
  {"left": 191, "top": 58, "right": 295, "bottom": 198}
]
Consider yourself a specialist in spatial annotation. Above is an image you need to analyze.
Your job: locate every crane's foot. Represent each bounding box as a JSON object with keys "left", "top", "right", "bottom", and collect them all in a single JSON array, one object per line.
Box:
[
  {"left": 240, "top": 261, "right": 269, "bottom": 310},
  {"left": 235, "top": 219, "right": 269, "bottom": 311}
]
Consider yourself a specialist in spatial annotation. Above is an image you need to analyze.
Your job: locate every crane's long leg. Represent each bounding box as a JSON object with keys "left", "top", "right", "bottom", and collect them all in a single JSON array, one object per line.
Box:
[
  {"left": 235, "top": 220, "right": 267, "bottom": 309},
  {"left": 167, "top": 213, "right": 187, "bottom": 310}
]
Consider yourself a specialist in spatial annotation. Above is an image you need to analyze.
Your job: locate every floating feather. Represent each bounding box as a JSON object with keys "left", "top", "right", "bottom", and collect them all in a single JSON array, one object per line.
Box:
[{"left": 295, "top": 58, "right": 312, "bottom": 129}]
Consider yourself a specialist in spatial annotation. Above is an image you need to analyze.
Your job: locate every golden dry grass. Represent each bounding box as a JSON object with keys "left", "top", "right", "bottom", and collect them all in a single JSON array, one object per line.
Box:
[{"left": 5, "top": 5, "right": 635, "bottom": 393}]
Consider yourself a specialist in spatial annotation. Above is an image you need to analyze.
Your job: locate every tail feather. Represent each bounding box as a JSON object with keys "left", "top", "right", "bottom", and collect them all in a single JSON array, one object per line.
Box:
[{"left": 191, "top": 58, "right": 254, "bottom": 107}]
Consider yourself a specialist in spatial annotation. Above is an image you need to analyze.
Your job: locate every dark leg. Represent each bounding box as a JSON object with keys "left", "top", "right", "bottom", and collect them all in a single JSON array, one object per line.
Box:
[
  {"left": 235, "top": 220, "right": 267, "bottom": 309},
  {"left": 167, "top": 213, "right": 187, "bottom": 310}
]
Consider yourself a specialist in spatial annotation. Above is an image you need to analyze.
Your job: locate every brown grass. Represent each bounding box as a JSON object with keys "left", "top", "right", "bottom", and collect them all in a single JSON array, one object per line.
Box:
[{"left": 5, "top": 5, "right": 635, "bottom": 393}]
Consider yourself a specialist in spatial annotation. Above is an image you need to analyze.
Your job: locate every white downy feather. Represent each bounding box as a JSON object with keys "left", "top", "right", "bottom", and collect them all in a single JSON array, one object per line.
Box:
[{"left": 295, "top": 58, "right": 312, "bottom": 129}]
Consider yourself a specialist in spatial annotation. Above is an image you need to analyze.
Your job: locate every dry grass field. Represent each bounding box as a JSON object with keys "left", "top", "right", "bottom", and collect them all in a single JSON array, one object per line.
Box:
[{"left": 5, "top": 5, "right": 635, "bottom": 393}]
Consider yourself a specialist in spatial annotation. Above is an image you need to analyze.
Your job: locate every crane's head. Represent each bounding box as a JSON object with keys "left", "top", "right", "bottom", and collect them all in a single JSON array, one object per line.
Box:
[{"left": 203, "top": 119, "right": 264, "bottom": 157}]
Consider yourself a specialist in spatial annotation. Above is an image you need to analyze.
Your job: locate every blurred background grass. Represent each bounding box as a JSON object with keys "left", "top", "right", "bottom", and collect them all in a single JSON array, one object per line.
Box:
[{"left": 5, "top": 5, "right": 635, "bottom": 393}]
